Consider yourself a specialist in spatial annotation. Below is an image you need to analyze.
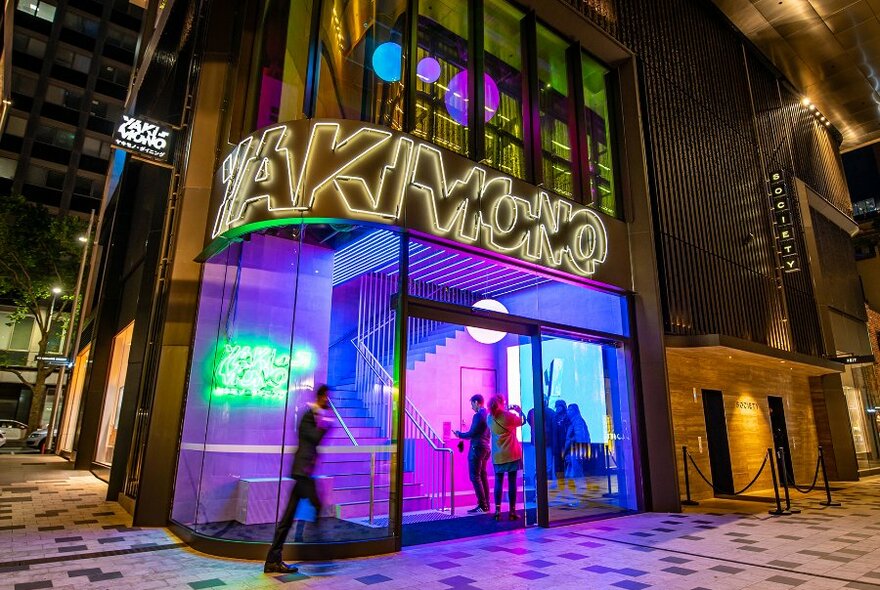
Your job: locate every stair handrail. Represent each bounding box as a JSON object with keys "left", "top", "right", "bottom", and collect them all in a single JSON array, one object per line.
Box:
[
  {"left": 404, "top": 398, "right": 455, "bottom": 515},
  {"left": 328, "top": 398, "right": 358, "bottom": 446},
  {"left": 351, "top": 338, "right": 394, "bottom": 387}
]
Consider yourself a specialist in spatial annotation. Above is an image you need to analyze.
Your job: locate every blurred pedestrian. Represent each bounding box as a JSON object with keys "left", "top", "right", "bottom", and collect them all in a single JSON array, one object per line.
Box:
[{"left": 264, "top": 385, "right": 333, "bottom": 574}]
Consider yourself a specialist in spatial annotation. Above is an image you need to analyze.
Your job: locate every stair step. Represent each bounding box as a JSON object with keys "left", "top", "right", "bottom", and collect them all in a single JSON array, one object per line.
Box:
[
  {"left": 333, "top": 481, "right": 422, "bottom": 504},
  {"left": 326, "top": 426, "right": 382, "bottom": 439},
  {"left": 336, "top": 494, "right": 433, "bottom": 519}
]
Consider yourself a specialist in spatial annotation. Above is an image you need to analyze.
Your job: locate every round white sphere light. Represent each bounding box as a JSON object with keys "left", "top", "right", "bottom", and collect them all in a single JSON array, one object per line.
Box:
[{"left": 466, "top": 299, "right": 509, "bottom": 345}]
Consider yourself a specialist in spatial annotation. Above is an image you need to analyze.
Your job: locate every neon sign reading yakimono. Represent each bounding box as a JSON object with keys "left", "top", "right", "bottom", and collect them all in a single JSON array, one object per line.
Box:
[
  {"left": 208, "top": 119, "right": 610, "bottom": 278},
  {"left": 213, "top": 342, "right": 315, "bottom": 400}
]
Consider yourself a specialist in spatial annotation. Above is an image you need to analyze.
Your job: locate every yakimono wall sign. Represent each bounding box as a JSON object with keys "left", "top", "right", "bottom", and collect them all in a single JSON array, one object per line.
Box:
[{"left": 206, "top": 119, "right": 629, "bottom": 283}]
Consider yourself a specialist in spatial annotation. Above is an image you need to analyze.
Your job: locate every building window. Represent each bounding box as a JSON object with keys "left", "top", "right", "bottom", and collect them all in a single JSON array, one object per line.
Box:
[
  {"left": 5, "top": 115, "right": 28, "bottom": 137},
  {"left": 45, "top": 169, "right": 65, "bottom": 190},
  {"left": 12, "top": 72, "right": 39, "bottom": 97},
  {"left": 16, "top": 0, "right": 56, "bottom": 22},
  {"left": 483, "top": 0, "right": 526, "bottom": 179},
  {"left": 581, "top": 51, "right": 616, "bottom": 216},
  {"left": 248, "top": 0, "right": 313, "bottom": 129},
  {"left": 34, "top": 123, "right": 77, "bottom": 150},
  {"left": 8, "top": 316, "right": 35, "bottom": 351},
  {"left": 56, "top": 47, "right": 92, "bottom": 74},
  {"left": 0, "top": 157, "right": 17, "bottom": 179},
  {"left": 82, "top": 136, "right": 110, "bottom": 159},
  {"left": 315, "top": 0, "right": 406, "bottom": 130},
  {"left": 74, "top": 175, "right": 99, "bottom": 197},
  {"left": 95, "top": 322, "right": 134, "bottom": 466},
  {"left": 98, "top": 62, "right": 131, "bottom": 85},
  {"left": 411, "top": 0, "right": 469, "bottom": 155},
  {"left": 45, "top": 84, "right": 83, "bottom": 110},
  {"left": 13, "top": 32, "right": 48, "bottom": 59},
  {"left": 64, "top": 11, "right": 101, "bottom": 38},
  {"left": 536, "top": 23, "right": 574, "bottom": 199},
  {"left": 105, "top": 27, "right": 138, "bottom": 53},
  {"left": 245, "top": 0, "right": 623, "bottom": 217}
]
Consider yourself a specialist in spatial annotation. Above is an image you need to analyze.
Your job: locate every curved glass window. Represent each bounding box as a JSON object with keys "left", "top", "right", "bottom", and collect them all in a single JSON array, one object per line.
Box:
[
  {"left": 315, "top": 0, "right": 407, "bottom": 128},
  {"left": 172, "top": 224, "right": 401, "bottom": 545}
]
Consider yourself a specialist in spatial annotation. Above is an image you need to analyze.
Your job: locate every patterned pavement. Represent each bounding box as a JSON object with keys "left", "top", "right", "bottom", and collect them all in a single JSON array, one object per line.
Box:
[{"left": 2, "top": 455, "right": 880, "bottom": 589}]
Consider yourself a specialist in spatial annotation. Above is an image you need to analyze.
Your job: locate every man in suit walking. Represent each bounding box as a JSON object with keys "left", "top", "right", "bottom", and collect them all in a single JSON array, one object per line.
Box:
[{"left": 264, "top": 385, "right": 332, "bottom": 574}]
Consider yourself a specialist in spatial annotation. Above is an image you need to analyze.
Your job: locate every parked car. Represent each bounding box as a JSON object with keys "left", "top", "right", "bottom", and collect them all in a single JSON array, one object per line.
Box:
[
  {"left": 25, "top": 428, "right": 55, "bottom": 452},
  {"left": 0, "top": 430, "right": 6, "bottom": 448},
  {"left": 0, "top": 420, "right": 28, "bottom": 441}
]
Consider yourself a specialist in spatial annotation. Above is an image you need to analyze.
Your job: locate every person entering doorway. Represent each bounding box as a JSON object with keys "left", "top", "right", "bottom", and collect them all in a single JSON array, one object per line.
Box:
[{"left": 454, "top": 394, "right": 491, "bottom": 513}]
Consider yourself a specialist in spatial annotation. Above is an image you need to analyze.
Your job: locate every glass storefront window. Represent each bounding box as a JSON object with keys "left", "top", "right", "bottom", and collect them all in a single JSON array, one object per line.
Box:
[
  {"left": 250, "top": 0, "right": 313, "bottom": 129},
  {"left": 483, "top": 0, "right": 526, "bottom": 179},
  {"left": 95, "top": 322, "right": 134, "bottom": 466},
  {"left": 315, "top": 0, "right": 406, "bottom": 129},
  {"left": 412, "top": 0, "right": 469, "bottom": 155},
  {"left": 536, "top": 24, "right": 573, "bottom": 199},
  {"left": 58, "top": 345, "right": 91, "bottom": 453},
  {"left": 581, "top": 52, "right": 616, "bottom": 216},
  {"left": 172, "top": 225, "right": 401, "bottom": 545},
  {"left": 533, "top": 333, "right": 637, "bottom": 521}
]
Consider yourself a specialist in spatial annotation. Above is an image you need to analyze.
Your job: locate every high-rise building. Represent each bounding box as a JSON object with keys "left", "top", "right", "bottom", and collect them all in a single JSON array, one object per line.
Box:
[{"left": 0, "top": 0, "right": 143, "bottom": 214}]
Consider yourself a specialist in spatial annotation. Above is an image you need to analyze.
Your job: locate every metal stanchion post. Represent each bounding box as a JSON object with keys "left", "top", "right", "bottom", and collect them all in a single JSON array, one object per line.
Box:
[
  {"left": 682, "top": 446, "right": 699, "bottom": 506},
  {"left": 768, "top": 448, "right": 788, "bottom": 516},
  {"left": 602, "top": 444, "right": 614, "bottom": 497},
  {"left": 818, "top": 446, "right": 841, "bottom": 507},
  {"left": 776, "top": 447, "right": 800, "bottom": 514}
]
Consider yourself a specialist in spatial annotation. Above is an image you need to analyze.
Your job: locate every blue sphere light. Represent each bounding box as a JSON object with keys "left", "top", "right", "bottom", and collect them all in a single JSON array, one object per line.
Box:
[{"left": 372, "top": 42, "right": 402, "bottom": 82}]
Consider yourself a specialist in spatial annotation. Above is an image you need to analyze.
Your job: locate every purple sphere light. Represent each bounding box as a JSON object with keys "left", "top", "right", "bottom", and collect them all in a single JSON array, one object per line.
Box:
[
  {"left": 417, "top": 57, "right": 442, "bottom": 83},
  {"left": 444, "top": 71, "right": 500, "bottom": 126}
]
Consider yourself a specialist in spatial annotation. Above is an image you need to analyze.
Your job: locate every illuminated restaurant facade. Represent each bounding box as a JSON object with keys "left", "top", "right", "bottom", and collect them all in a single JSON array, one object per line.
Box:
[{"left": 67, "top": 0, "right": 868, "bottom": 560}]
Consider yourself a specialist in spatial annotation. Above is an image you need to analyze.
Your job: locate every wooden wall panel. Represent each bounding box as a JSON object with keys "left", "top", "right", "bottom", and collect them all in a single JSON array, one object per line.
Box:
[{"left": 667, "top": 348, "right": 821, "bottom": 501}]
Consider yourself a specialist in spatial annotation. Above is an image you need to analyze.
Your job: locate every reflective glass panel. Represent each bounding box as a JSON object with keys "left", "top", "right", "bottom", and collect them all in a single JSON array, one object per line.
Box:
[
  {"left": 250, "top": 0, "right": 313, "bottom": 129},
  {"left": 483, "top": 0, "right": 525, "bottom": 179},
  {"left": 581, "top": 52, "right": 617, "bottom": 216},
  {"left": 536, "top": 24, "right": 573, "bottom": 198},
  {"left": 412, "top": 0, "right": 469, "bottom": 155},
  {"left": 315, "top": 0, "right": 406, "bottom": 129},
  {"left": 525, "top": 333, "right": 638, "bottom": 522}
]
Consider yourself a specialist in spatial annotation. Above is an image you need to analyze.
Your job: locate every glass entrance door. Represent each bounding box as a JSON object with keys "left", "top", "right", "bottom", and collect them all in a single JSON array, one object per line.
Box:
[
  {"left": 400, "top": 308, "right": 538, "bottom": 546},
  {"left": 536, "top": 331, "right": 639, "bottom": 523}
]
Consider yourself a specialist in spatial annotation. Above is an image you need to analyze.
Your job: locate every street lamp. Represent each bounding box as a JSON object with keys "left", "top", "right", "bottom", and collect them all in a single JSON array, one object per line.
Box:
[{"left": 45, "top": 212, "right": 95, "bottom": 453}]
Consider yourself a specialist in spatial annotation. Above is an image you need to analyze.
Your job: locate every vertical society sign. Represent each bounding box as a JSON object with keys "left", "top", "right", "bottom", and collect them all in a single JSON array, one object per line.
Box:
[{"left": 769, "top": 170, "right": 800, "bottom": 273}]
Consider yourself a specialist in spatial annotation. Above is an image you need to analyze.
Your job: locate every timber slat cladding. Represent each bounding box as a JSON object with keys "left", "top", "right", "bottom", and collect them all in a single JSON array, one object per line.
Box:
[
  {"left": 557, "top": 0, "right": 850, "bottom": 356},
  {"left": 668, "top": 348, "right": 821, "bottom": 501}
]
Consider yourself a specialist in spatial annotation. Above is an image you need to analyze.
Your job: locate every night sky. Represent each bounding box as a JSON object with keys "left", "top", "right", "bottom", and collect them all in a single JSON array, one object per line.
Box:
[{"left": 843, "top": 145, "right": 880, "bottom": 204}]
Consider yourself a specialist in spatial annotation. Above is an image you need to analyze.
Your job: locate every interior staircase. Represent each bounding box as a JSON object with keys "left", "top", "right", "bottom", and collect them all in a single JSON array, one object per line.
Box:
[{"left": 322, "top": 324, "right": 464, "bottom": 522}]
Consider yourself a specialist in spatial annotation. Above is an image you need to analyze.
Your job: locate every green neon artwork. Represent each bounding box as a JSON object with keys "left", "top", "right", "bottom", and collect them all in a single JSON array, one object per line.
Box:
[{"left": 212, "top": 342, "right": 315, "bottom": 399}]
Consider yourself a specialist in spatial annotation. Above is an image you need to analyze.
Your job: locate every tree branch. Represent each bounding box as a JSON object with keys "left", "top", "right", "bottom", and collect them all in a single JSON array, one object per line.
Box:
[{"left": 0, "top": 366, "right": 36, "bottom": 393}]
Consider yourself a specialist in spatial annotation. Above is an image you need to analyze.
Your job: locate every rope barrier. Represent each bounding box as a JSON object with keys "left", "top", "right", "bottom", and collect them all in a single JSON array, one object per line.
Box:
[
  {"left": 787, "top": 453, "right": 821, "bottom": 494},
  {"left": 685, "top": 448, "right": 769, "bottom": 496}
]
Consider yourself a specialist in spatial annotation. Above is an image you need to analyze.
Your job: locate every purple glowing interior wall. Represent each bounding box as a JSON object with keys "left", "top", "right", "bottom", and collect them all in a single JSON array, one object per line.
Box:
[{"left": 173, "top": 233, "right": 336, "bottom": 525}]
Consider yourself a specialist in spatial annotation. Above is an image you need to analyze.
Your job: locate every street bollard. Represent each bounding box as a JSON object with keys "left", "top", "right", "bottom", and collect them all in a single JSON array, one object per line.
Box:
[
  {"left": 682, "top": 446, "right": 699, "bottom": 506},
  {"left": 818, "top": 446, "right": 841, "bottom": 507},
  {"left": 768, "top": 448, "right": 788, "bottom": 516}
]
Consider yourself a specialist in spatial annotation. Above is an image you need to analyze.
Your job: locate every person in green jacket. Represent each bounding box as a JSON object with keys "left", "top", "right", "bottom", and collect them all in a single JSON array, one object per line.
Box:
[{"left": 487, "top": 394, "right": 526, "bottom": 521}]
